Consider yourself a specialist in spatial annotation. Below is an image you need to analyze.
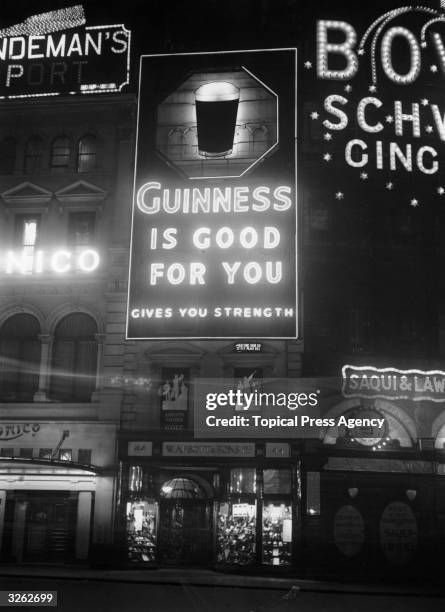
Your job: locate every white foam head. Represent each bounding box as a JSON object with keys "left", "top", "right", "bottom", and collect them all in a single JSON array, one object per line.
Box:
[{"left": 195, "top": 81, "right": 239, "bottom": 102}]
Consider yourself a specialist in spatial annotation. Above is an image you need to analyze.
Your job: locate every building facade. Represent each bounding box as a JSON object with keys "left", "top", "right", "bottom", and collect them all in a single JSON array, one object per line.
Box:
[
  {"left": 0, "top": 93, "right": 135, "bottom": 563},
  {"left": 1, "top": 0, "right": 445, "bottom": 585}
]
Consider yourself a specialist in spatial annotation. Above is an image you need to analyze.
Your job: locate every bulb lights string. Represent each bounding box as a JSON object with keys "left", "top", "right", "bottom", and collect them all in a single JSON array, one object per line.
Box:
[
  {"left": 0, "top": 5, "right": 85, "bottom": 38},
  {"left": 308, "top": 3, "right": 445, "bottom": 205}
]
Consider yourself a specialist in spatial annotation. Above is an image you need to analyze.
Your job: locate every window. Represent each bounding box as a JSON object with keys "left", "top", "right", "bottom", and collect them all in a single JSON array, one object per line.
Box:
[
  {"left": 0, "top": 448, "right": 14, "bottom": 457},
  {"left": 24, "top": 136, "right": 43, "bottom": 174},
  {"left": 217, "top": 468, "right": 257, "bottom": 566},
  {"left": 0, "top": 137, "right": 16, "bottom": 174},
  {"left": 262, "top": 469, "right": 292, "bottom": 566},
  {"left": 19, "top": 448, "right": 33, "bottom": 459},
  {"left": 49, "top": 313, "right": 98, "bottom": 402},
  {"left": 78, "top": 449, "right": 92, "bottom": 464},
  {"left": 39, "top": 448, "right": 52, "bottom": 459},
  {"left": 77, "top": 134, "right": 97, "bottom": 172},
  {"left": 68, "top": 212, "right": 95, "bottom": 248},
  {"left": 68, "top": 212, "right": 96, "bottom": 269},
  {"left": 58, "top": 449, "right": 72, "bottom": 462},
  {"left": 15, "top": 214, "right": 40, "bottom": 274},
  {"left": 0, "top": 314, "right": 40, "bottom": 401},
  {"left": 51, "top": 136, "right": 71, "bottom": 172}
]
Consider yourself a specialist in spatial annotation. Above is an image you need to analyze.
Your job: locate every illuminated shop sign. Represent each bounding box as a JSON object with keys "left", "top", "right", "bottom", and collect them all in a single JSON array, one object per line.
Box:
[
  {"left": 342, "top": 364, "right": 445, "bottom": 402},
  {"left": 127, "top": 49, "right": 297, "bottom": 339},
  {"left": 307, "top": 4, "right": 445, "bottom": 207},
  {"left": 0, "top": 248, "right": 100, "bottom": 274},
  {"left": 0, "top": 5, "right": 130, "bottom": 98},
  {"left": 0, "top": 423, "right": 40, "bottom": 441}
]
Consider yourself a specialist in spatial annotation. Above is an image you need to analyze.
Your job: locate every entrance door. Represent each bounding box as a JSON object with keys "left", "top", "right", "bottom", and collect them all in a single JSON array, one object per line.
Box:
[
  {"left": 23, "top": 493, "right": 77, "bottom": 562},
  {"left": 159, "top": 500, "right": 212, "bottom": 565},
  {"left": 159, "top": 476, "right": 213, "bottom": 565}
]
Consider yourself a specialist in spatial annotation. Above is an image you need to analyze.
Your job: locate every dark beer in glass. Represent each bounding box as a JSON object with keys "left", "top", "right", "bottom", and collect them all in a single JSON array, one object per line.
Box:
[{"left": 195, "top": 81, "right": 239, "bottom": 157}]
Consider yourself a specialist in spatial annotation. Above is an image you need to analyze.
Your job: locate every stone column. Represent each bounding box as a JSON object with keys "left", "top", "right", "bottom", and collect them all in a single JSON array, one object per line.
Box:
[
  {"left": 34, "top": 334, "right": 52, "bottom": 401},
  {"left": 91, "top": 333, "right": 105, "bottom": 402},
  {"left": 11, "top": 500, "right": 29, "bottom": 562},
  {"left": 75, "top": 492, "right": 92, "bottom": 560}
]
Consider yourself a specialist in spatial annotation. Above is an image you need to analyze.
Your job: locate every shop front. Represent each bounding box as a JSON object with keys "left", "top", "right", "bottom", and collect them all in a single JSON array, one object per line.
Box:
[
  {"left": 120, "top": 440, "right": 300, "bottom": 570},
  {"left": 0, "top": 421, "right": 117, "bottom": 564}
]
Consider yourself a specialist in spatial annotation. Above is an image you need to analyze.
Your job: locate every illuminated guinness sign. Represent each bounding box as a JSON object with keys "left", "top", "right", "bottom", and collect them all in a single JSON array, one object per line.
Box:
[{"left": 127, "top": 49, "right": 298, "bottom": 339}]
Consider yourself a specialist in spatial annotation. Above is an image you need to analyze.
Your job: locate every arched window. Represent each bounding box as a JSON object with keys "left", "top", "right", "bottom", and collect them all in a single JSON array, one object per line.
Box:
[
  {"left": 24, "top": 136, "right": 44, "bottom": 174},
  {"left": 0, "top": 137, "right": 16, "bottom": 174},
  {"left": 77, "top": 134, "right": 97, "bottom": 173},
  {"left": 50, "top": 313, "right": 97, "bottom": 402},
  {"left": 0, "top": 314, "right": 40, "bottom": 401},
  {"left": 51, "top": 136, "right": 71, "bottom": 172}
]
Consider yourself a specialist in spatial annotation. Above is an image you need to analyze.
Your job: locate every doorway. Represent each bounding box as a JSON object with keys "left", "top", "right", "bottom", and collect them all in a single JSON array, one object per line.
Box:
[
  {"left": 159, "top": 476, "right": 213, "bottom": 565},
  {"left": 23, "top": 492, "right": 77, "bottom": 562}
]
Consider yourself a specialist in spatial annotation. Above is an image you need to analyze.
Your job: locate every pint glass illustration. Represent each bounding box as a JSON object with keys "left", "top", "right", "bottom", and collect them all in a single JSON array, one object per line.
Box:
[{"left": 195, "top": 81, "right": 240, "bottom": 157}]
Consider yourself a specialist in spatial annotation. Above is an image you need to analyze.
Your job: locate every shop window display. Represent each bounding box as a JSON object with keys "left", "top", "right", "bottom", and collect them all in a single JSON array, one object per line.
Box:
[
  {"left": 262, "top": 469, "right": 293, "bottom": 566},
  {"left": 216, "top": 501, "right": 257, "bottom": 565},
  {"left": 217, "top": 468, "right": 257, "bottom": 565},
  {"left": 262, "top": 502, "right": 292, "bottom": 566},
  {"left": 126, "top": 500, "right": 158, "bottom": 564}
]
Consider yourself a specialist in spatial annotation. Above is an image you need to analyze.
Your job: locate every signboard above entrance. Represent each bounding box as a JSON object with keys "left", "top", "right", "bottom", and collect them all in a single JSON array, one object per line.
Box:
[{"left": 0, "top": 5, "right": 131, "bottom": 98}]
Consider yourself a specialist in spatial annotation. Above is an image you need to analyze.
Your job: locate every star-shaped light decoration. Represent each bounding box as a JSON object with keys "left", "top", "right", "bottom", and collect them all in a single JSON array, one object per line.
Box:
[
  {"left": 410, "top": 198, "right": 419, "bottom": 207},
  {"left": 438, "top": 186, "right": 445, "bottom": 195},
  {"left": 310, "top": 111, "right": 319, "bottom": 120},
  {"left": 324, "top": 133, "right": 332, "bottom": 141},
  {"left": 358, "top": 48, "right": 365, "bottom": 55},
  {"left": 421, "top": 41, "right": 427, "bottom": 48},
  {"left": 360, "top": 172, "right": 368, "bottom": 180},
  {"left": 385, "top": 115, "right": 394, "bottom": 123},
  {"left": 430, "top": 65, "right": 438, "bottom": 72},
  {"left": 386, "top": 182, "right": 394, "bottom": 190},
  {"left": 425, "top": 125, "right": 433, "bottom": 133},
  {"left": 369, "top": 85, "right": 377, "bottom": 92},
  {"left": 421, "top": 98, "right": 429, "bottom": 106},
  {"left": 344, "top": 84, "right": 352, "bottom": 92},
  {"left": 335, "top": 191, "right": 344, "bottom": 200},
  {"left": 304, "top": 61, "right": 312, "bottom": 69},
  {"left": 323, "top": 153, "right": 332, "bottom": 161}
]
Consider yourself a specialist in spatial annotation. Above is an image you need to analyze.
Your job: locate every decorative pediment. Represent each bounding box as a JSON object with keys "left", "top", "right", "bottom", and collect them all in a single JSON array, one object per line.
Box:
[
  {"left": 1, "top": 181, "right": 52, "bottom": 206},
  {"left": 145, "top": 341, "right": 206, "bottom": 366},
  {"left": 55, "top": 180, "right": 107, "bottom": 206}
]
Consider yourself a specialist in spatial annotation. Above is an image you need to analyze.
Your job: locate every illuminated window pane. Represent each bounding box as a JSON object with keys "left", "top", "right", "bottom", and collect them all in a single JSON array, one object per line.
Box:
[
  {"left": 263, "top": 469, "right": 291, "bottom": 494},
  {"left": 216, "top": 501, "right": 256, "bottom": 565},
  {"left": 262, "top": 501, "right": 292, "bottom": 566},
  {"left": 77, "top": 134, "right": 97, "bottom": 172},
  {"left": 39, "top": 449, "right": 52, "bottom": 459},
  {"left": 230, "top": 468, "right": 256, "bottom": 494},
  {"left": 58, "top": 449, "right": 72, "bottom": 462},
  {"left": 127, "top": 500, "right": 158, "bottom": 563},
  {"left": 14, "top": 215, "right": 40, "bottom": 274}
]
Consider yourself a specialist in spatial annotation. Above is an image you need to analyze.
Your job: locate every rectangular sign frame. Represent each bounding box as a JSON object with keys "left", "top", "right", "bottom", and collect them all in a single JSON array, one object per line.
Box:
[{"left": 126, "top": 48, "right": 298, "bottom": 340}]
